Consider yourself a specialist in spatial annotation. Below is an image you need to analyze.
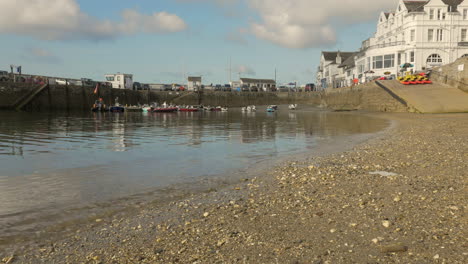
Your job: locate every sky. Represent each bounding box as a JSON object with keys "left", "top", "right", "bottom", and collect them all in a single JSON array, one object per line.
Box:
[{"left": 0, "top": 0, "right": 398, "bottom": 85}]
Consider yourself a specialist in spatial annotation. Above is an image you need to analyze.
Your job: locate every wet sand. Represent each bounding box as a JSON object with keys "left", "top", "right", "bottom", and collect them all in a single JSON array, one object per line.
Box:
[{"left": 2, "top": 113, "right": 467, "bottom": 264}]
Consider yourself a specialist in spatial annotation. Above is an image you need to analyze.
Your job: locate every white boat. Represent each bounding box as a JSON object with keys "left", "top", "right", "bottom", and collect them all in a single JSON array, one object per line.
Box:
[
  {"left": 289, "top": 104, "right": 297, "bottom": 110},
  {"left": 221, "top": 107, "right": 228, "bottom": 112},
  {"left": 247, "top": 105, "right": 256, "bottom": 112},
  {"left": 266, "top": 105, "right": 277, "bottom": 112}
]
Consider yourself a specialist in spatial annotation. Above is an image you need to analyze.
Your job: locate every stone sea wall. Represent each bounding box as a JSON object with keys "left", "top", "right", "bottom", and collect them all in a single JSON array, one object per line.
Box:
[
  {"left": 320, "top": 82, "right": 408, "bottom": 112},
  {"left": 0, "top": 81, "right": 407, "bottom": 112},
  {"left": 430, "top": 57, "right": 468, "bottom": 93}
]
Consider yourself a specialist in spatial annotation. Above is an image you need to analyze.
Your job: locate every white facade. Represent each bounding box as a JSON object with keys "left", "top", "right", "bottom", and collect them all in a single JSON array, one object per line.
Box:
[
  {"left": 240, "top": 78, "right": 276, "bottom": 91},
  {"left": 187, "top": 77, "right": 202, "bottom": 91},
  {"left": 316, "top": 52, "right": 355, "bottom": 90},
  {"left": 105, "top": 73, "right": 133, "bottom": 89},
  {"left": 318, "top": 0, "right": 468, "bottom": 88}
]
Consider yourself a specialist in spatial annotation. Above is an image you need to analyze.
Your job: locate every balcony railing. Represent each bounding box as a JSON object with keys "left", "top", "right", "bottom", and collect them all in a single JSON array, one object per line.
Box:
[{"left": 356, "top": 41, "right": 407, "bottom": 58}]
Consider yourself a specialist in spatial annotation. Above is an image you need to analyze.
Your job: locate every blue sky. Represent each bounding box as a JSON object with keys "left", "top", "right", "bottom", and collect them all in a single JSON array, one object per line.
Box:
[{"left": 0, "top": 0, "right": 392, "bottom": 85}]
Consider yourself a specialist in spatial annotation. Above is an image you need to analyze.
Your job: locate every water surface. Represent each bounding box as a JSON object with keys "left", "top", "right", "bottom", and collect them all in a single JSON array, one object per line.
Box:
[{"left": 0, "top": 107, "right": 389, "bottom": 243}]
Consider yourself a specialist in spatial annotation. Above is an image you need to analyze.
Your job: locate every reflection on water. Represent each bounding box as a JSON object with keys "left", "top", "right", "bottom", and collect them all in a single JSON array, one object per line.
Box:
[{"left": 0, "top": 106, "right": 389, "bottom": 242}]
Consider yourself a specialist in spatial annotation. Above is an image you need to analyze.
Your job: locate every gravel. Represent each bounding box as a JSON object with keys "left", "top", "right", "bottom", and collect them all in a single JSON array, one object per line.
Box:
[{"left": 2, "top": 113, "right": 467, "bottom": 264}]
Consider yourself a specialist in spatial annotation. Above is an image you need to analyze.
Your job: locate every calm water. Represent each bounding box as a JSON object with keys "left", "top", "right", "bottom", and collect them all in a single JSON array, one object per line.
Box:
[{"left": 0, "top": 107, "right": 389, "bottom": 243}]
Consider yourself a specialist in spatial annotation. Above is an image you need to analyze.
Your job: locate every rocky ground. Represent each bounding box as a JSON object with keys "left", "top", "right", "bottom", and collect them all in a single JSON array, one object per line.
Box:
[{"left": 1, "top": 113, "right": 467, "bottom": 264}]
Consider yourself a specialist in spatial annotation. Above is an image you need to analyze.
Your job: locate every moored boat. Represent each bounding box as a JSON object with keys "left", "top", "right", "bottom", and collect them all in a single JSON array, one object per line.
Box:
[
  {"left": 266, "top": 105, "right": 277, "bottom": 112},
  {"left": 125, "top": 106, "right": 143, "bottom": 112},
  {"left": 179, "top": 107, "right": 199, "bottom": 112},
  {"left": 152, "top": 107, "right": 178, "bottom": 113},
  {"left": 109, "top": 106, "right": 125, "bottom": 112},
  {"left": 289, "top": 104, "right": 297, "bottom": 110}
]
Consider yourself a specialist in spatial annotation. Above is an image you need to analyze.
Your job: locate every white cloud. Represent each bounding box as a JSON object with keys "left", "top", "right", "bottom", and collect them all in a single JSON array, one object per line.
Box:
[
  {"left": 22, "top": 47, "right": 61, "bottom": 64},
  {"left": 247, "top": 0, "right": 396, "bottom": 48},
  {"left": 236, "top": 65, "right": 256, "bottom": 76},
  {"left": 0, "top": 0, "right": 187, "bottom": 41}
]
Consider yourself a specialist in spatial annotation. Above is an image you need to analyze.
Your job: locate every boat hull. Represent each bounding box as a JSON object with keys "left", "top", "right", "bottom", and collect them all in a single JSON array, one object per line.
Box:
[{"left": 152, "top": 107, "right": 178, "bottom": 113}]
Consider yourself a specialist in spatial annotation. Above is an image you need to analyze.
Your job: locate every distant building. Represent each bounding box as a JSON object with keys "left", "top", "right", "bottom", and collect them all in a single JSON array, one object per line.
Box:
[
  {"left": 317, "top": 0, "right": 468, "bottom": 89},
  {"left": 316, "top": 51, "right": 355, "bottom": 90},
  {"left": 104, "top": 73, "right": 133, "bottom": 89},
  {"left": 230, "top": 80, "right": 242, "bottom": 91},
  {"left": 240, "top": 78, "right": 276, "bottom": 91},
  {"left": 187, "top": 76, "right": 202, "bottom": 91}
]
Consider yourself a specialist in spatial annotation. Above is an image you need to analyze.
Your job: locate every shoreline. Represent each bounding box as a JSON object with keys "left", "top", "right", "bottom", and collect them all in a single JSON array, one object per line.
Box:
[{"left": 2, "top": 112, "right": 467, "bottom": 263}]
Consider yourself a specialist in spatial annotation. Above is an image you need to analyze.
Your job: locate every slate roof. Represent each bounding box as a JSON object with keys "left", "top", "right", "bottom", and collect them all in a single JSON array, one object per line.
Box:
[
  {"left": 240, "top": 78, "right": 276, "bottom": 84},
  {"left": 188, "top": 76, "right": 202, "bottom": 82},
  {"left": 403, "top": 1, "right": 427, "bottom": 12},
  {"left": 338, "top": 53, "right": 357, "bottom": 69},
  {"left": 442, "top": 0, "right": 464, "bottom": 11},
  {"left": 322, "top": 51, "right": 356, "bottom": 63},
  {"left": 403, "top": 0, "right": 464, "bottom": 13}
]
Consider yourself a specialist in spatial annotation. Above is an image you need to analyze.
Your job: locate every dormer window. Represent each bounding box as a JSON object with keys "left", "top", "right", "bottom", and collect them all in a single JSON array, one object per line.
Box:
[
  {"left": 398, "top": 5, "right": 401, "bottom": 12},
  {"left": 430, "top": 9, "right": 434, "bottom": 20}
]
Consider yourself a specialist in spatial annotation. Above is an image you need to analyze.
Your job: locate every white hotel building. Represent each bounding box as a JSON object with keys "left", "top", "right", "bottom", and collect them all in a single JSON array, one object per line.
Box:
[{"left": 317, "top": 0, "right": 468, "bottom": 89}]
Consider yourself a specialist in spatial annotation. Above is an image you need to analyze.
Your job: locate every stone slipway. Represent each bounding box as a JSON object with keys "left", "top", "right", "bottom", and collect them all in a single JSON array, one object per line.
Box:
[{"left": 377, "top": 80, "right": 468, "bottom": 113}]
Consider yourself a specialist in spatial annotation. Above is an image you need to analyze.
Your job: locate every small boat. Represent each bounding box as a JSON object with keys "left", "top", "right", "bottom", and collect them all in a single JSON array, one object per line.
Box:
[
  {"left": 109, "top": 106, "right": 125, "bottom": 112},
  {"left": 289, "top": 104, "right": 297, "bottom": 110},
  {"left": 91, "top": 99, "right": 107, "bottom": 112},
  {"left": 242, "top": 105, "right": 256, "bottom": 112},
  {"left": 109, "top": 97, "right": 125, "bottom": 112},
  {"left": 179, "top": 106, "right": 199, "bottom": 112},
  {"left": 212, "top": 106, "right": 222, "bottom": 112},
  {"left": 125, "top": 106, "right": 143, "bottom": 112},
  {"left": 221, "top": 107, "right": 228, "bottom": 112},
  {"left": 266, "top": 105, "right": 277, "bottom": 112},
  {"left": 152, "top": 107, "right": 178, "bottom": 113},
  {"left": 142, "top": 106, "right": 152, "bottom": 112}
]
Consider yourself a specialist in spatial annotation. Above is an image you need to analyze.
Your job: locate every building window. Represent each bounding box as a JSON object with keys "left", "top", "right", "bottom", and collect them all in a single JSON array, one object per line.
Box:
[
  {"left": 430, "top": 9, "right": 434, "bottom": 20},
  {"left": 437, "top": 29, "right": 443, "bottom": 41},
  {"left": 410, "top": 52, "right": 415, "bottom": 62},
  {"left": 117, "top": 76, "right": 121, "bottom": 81},
  {"left": 437, "top": 9, "right": 441, "bottom": 20},
  {"left": 367, "top": 57, "right": 371, "bottom": 71},
  {"left": 464, "top": 9, "right": 468, "bottom": 20},
  {"left": 462, "top": 29, "right": 467, "bottom": 41},
  {"left": 428, "top": 29, "right": 434, "bottom": 41},
  {"left": 427, "top": 54, "right": 442, "bottom": 63},
  {"left": 397, "top": 53, "right": 402, "bottom": 65},
  {"left": 384, "top": 54, "right": 395, "bottom": 68},
  {"left": 410, "top": 29, "right": 415, "bottom": 41},
  {"left": 373, "top": 56, "right": 383, "bottom": 69}
]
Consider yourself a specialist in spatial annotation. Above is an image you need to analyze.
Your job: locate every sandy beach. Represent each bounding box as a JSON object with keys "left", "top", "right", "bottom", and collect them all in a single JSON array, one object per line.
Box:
[{"left": 2, "top": 112, "right": 467, "bottom": 264}]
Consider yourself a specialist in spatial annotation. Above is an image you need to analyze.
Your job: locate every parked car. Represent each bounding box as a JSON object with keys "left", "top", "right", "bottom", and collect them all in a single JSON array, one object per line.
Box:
[
  {"left": 81, "top": 78, "right": 95, "bottom": 87},
  {"left": 0, "top": 71, "right": 9, "bottom": 82},
  {"left": 223, "top": 84, "right": 231, "bottom": 91},
  {"left": 133, "top": 82, "right": 142, "bottom": 90},
  {"left": 160, "top": 85, "right": 172, "bottom": 91},
  {"left": 142, "top": 84, "right": 150, "bottom": 90},
  {"left": 55, "top": 79, "right": 69, "bottom": 85},
  {"left": 305, "top": 83, "right": 315, "bottom": 92},
  {"left": 69, "top": 80, "right": 83, "bottom": 86}
]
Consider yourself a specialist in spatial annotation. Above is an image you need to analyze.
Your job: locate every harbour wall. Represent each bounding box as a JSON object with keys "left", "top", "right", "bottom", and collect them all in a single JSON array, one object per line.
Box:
[
  {"left": 430, "top": 57, "right": 468, "bottom": 93},
  {"left": 0, "top": 82, "right": 406, "bottom": 112}
]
